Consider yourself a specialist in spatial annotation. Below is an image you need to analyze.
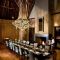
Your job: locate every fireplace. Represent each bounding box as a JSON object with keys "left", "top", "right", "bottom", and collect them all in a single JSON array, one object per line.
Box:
[{"left": 35, "top": 34, "right": 48, "bottom": 43}]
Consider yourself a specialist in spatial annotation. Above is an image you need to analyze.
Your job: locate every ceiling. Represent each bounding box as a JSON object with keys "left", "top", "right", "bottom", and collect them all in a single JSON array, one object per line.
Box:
[{"left": 0, "top": 0, "right": 35, "bottom": 20}]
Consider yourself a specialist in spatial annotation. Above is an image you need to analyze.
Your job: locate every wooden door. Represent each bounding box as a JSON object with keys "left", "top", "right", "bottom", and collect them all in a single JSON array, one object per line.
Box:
[{"left": 29, "top": 28, "right": 35, "bottom": 43}]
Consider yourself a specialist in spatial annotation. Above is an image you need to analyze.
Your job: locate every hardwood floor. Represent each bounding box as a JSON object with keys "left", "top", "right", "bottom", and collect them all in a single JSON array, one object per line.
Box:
[
  {"left": 56, "top": 49, "right": 60, "bottom": 60},
  {"left": 0, "top": 43, "right": 24, "bottom": 60},
  {"left": 0, "top": 43, "right": 60, "bottom": 60}
]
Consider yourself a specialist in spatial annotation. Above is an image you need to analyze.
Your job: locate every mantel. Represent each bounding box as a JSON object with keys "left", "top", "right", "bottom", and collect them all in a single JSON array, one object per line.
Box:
[{"left": 35, "top": 34, "right": 48, "bottom": 40}]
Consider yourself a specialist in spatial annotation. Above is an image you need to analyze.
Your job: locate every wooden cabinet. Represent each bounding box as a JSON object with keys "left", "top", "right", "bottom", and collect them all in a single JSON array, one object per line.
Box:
[{"left": 54, "top": 26, "right": 60, "bottom": 49}]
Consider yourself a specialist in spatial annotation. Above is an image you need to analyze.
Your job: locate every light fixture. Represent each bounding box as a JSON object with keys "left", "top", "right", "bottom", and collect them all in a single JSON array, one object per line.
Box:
[
  {"left": 12, "top": 0, "right": 29, "bottom": 30},
  {"left": 12, "top": 19, "right": 29, "bottom": 30}
]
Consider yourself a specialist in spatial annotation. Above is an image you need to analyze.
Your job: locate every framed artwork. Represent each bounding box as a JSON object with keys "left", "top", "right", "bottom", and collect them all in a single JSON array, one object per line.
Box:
[{"left": 38, "top": 17, "right": 44, "bottom": 32}]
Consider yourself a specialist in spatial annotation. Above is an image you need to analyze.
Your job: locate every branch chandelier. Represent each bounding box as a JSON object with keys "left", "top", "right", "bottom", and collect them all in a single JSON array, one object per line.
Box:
[{"left": 12, "top": 0, "right": 29, "bottom": 30}]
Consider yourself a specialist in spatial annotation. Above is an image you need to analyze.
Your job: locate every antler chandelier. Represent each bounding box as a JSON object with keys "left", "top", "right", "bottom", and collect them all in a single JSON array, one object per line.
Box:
[
  {"left": 12, "top": 19, "right": 29, "bottom": 30},
  {"left": 12, "top": 0, "right": 29, "bottom": 30}
]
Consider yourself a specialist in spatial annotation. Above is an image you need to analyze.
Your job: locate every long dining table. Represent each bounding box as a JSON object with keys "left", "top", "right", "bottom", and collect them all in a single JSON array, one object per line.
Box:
[{"left": 5, "top": 40, "right": 56, "bottom": 60}]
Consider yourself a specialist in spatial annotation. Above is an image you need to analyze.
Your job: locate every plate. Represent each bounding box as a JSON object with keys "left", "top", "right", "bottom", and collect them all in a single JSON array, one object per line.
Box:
[
  {"left": 35, "top": 52, "right": 40, "bottom": 54},
  {"left": 43, "top": 52, "right": 50, "bottom": 55}
]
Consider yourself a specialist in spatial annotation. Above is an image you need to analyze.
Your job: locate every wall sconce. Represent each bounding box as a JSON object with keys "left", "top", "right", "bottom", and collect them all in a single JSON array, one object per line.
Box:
[{"left": 54, "top": 22, "right": 58, "bottom": 26}]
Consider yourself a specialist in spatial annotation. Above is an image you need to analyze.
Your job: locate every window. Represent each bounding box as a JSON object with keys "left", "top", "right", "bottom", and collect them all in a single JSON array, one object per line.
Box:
[{"left": 38, "top": 17, "right": 44, "bottom": 32}]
